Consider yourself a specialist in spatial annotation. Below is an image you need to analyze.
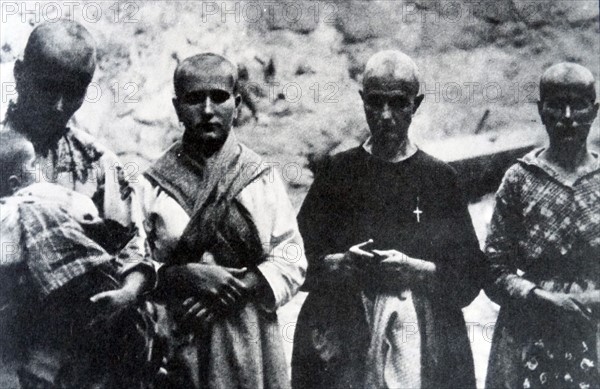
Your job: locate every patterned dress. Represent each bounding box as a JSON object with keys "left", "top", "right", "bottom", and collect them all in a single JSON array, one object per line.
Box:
[{"left": 485, "top": 148, "right": 600, "bottom": 389}]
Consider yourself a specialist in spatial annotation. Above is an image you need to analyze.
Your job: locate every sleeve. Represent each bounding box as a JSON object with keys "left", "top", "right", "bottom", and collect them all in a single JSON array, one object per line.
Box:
[
  {"left": 237, "top": 170, "right": 307, "bottom": 311},
  {"left": 0, "top": 200, "right": 24, "bottom": 309},
  {"left": 484, "top": 166, "right": 537, "bottom": 306},
  {"left": 0, "top": 200, "right": 23, "bottom": 267},
  {"left": 0, "top": 199, "right": 25, "bottom": 357},
  {"left": 427, "top": 171, "right": 487, "bottom": 308},
  {"left": 95, "top": 152, "right": 156, "bottom": 288},
  {"left": 295, "top": 165, "right": 350, "bottom": 291}
]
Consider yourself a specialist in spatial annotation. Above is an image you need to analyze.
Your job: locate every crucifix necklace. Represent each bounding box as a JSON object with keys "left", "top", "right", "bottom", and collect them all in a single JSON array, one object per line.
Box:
[{"left": 413, "top": 196, "right": 423, "bottom": 223}]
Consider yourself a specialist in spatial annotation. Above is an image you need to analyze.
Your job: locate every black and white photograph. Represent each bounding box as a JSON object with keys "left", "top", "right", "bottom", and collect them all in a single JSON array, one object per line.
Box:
[{"left": 1, "top": 1, "right": 599, "bottom": 388}]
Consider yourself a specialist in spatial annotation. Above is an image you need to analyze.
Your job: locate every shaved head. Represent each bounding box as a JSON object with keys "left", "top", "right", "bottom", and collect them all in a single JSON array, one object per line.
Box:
[
  {"left": 174, "top": 53, "right": 238, "bottom": 97},
  {"left": 363, "top": 50, "right": 420, "bottom": 95},
  {"left": 540, "top": 62, "right": 596, "bottom": 102},
  {"left": 23, "top": 20, "right": 96, "bottom": 84},
  {"left": 11, "top": 20, "right": 97, "bottom": 143},
  {"left": 537, "top": 62, "right": 599, "bottom": 152},
  {"left": 0, "top": 129, "right": 36, "bottom": 196},
  {"left": 360, "top": 50, "right": 424, "bottom": 158},
  {"left": 172, "top": 53, "right": 242, "bottom": 156}
]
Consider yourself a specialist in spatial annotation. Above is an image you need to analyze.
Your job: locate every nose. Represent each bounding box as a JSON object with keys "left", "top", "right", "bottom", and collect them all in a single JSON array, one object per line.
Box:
[
  {"left": 53, "top": 95, "right": 65, "bottom": 113},
  {"left": 563, "top": 104, "right": 572, "bottom": 119},
  {"left": 381, "top": 102, "right": 392, "bottom": 120},
  {"left": 203, "top": 96, "right": 215, "bottom": 117}
]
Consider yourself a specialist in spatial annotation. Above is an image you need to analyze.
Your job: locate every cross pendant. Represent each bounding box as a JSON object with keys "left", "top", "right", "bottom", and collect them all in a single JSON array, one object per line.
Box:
[{"left": 413, "top": 206, "right": 423, "bottom": 223}]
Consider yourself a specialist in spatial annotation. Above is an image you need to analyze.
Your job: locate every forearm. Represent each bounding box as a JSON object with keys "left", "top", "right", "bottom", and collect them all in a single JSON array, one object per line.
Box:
[
  {"left": 240, "top": 270, "right": 275, "bottom": 308},
  {"left": 372, "top": 255, "right": 436, "bottom": 294},
  {"left": 121, "top": 270, "right": 151, "bottom": 295},
  {"left": 486, "top": 265, "right": 538, "bottom": 306},
  {"left": 307, "top": 254, "right": 364, "bottom": 290},
  {"left": 573, "top": 290, "right": 600, "bottom": 308},
  {"left": 156, "top": 264, "right": 195, "bottom": 297},
  {"left": 408, "top": 258, "right": 437, "bottom": 284}
]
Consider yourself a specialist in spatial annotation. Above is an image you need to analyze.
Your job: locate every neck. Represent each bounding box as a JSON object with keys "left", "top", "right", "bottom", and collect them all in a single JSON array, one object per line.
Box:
[
  {"left": 5, "top": 101, "right": 66, "bottom": 149},
  {"left": 181, "top": 130, "right": 237, "bottom": 163},
  {"left": 182, "top": 141, "right": 218, "bottom": 161},
  {"left": 370, "top": 136, "right": 413, "bottom": 161},
  {"left": 181, "top": 135, "right": 224, "bottom": 161},
  {"left": 545, "top": 141, "right": 590, "bottom": 171}
]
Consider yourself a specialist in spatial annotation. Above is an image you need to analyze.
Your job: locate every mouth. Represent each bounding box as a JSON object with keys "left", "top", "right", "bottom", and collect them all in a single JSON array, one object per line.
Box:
[{"left": 196, "top": 122, "right": 221, "bottom": 132}]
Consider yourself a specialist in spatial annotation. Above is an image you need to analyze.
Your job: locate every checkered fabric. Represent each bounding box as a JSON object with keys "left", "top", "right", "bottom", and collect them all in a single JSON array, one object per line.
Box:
[
  {"left": 19, "top": 200, "right": 113, "bottom": 297},
  {"left": 486, "top": 149, "right": 600, "bottom": 284}
]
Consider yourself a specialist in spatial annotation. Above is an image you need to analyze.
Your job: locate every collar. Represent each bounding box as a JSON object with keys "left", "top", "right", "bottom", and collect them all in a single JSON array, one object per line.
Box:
[
  {"left": 4, "top": 100, "right": 69, "bottom": 156},
  {"left": 518, "top": 147, "right": 600, "bottom": 187},
  {"left": 180, "top": 129, "right": 240, "bottom": 171},
  {"left": 362, "top": 136, "right": 419, "bottom": 163}
]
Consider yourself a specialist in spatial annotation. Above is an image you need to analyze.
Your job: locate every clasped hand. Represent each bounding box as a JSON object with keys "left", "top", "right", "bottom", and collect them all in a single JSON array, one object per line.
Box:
[
  {"left": 174, "top": 263, "right": 251, "bottom": 328},
  {"left": 531, "top": 288, "right": 594, "bottom": 326},
  {"left": 324, "top": 240, "right": 425, "bottom": 288}
]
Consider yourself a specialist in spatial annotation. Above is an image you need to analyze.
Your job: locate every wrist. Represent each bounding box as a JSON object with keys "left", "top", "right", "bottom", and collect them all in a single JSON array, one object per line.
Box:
[
  {"left": 410, "top": 258, "right": 435, "bottom": 279},
  {"left": 528, "top": 287, "right": 548, "bottom": 304}
]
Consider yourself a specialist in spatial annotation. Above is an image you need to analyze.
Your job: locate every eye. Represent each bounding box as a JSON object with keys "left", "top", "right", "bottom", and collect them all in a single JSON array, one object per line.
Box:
[
  {"left": 544, "top": 99, "right": 563, "bottom": 110},
  {"left": 210, "top": 90, "right": 231, "bottom": 104},
  {"left": 389, "top": 97, "right": 411, "bottom": 109},
  {"left": 570, "top": 98, "right": 592, "bottom": 111},
  {"left": 181, "top": 91, "right": 208, "bottom": 105},
  {"left": 365, "top": 95, "right": 385, "bottom": 108}
]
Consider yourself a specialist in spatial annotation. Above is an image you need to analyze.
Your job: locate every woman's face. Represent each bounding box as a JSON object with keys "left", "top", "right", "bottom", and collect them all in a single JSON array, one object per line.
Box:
[{"left": 538, "top": 86, "right": 599, "bottom": 149}]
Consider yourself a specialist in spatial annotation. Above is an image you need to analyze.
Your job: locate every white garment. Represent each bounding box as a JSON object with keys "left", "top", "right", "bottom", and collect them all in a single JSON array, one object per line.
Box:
[
  {"left": 135, "top": 169, "right": 307, "bottom": 310},
  {"left": 362, "top": 136, "right": 418, "bottom": 163}
]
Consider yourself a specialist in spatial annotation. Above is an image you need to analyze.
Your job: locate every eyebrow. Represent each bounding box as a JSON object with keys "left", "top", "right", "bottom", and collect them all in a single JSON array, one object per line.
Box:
[{"left": 364, "top": 90, "right": 410, "bottom": 97}]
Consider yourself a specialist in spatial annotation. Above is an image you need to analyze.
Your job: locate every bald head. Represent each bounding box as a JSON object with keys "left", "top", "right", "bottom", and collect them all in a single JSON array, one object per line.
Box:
[
  {"left": 174, "top": 53, "right": 238, "bottom": 97},
  {"left": 363, "top": 50, "right": 420, "bottom": 95},
  {"left": 540, "top": 62, "right": 596, "bottom": 102},
  {"left": 23, "top": 20, "right": 96, "bottom": 84},
  {"left": 0, "top": 129, "right": 36, "bottom": 197}
]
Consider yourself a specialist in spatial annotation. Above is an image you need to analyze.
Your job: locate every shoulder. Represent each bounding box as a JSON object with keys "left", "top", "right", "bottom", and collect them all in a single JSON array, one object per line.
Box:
[
  {"left": 239, "top": 143, "right": 264, "bottom": 166},
  {"left": 239, "top": 168, "right": 287, "bottom": 202},
  {"left": 67, "top": 127, "right": 120, "bottom": 165},
  {"left": 312, "top": 146, "right": 364, "bottom": 183},
  {"left": 502, "top": 162, "right": 529, "bottom": 184},
  {"left": 14, "top": 183, "right": 101, "bottom": 223},
  {"left": 413, "top": 149, "right": 458, "bottom": 179},
  {"left": 411, "top": 150, "right": 460, "bottom": 190},
  {"left": 0, "top": 196, "right": 20, "bottom": 225},
  {"left": 327, "top": 146, "right": 364, "bottom": 168},
  {"left": 493, "top": 162, "right": 531, "bottom": 205}
]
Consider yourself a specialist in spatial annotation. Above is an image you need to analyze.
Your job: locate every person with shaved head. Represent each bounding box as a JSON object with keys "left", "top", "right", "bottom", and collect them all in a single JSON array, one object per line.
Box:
[
  {"left": 136, "top": 53, "right": 306, "bottom": 388},
  {"left": 292, "top": 50, "right": 483, "bottom": 388},
  {"left": 1, "top": 20, "right": 157, "bottom": 388},
  {"left": 3, "top": 20, "right": 151, "bottom": 283},
  {"left": 485, "top": 63, "right": 600, "bottom": 388}
]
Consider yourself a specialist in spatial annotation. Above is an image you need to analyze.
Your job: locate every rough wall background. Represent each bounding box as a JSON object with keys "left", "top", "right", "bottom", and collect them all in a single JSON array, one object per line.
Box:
[{"left": 2, "top": 1, "right": 598, "bottom": 206}]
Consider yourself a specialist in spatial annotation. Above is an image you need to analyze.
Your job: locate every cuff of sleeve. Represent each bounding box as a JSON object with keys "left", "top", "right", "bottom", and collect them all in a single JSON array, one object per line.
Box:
[
  {"left": 503, "top": 274, "right": 538, "bottom": 301},
  {"left": 119, "top": 261, "right": 158, "bottom": 293},
  {"left": 256, "top": 261, "right": 289, "bottom": 312}
]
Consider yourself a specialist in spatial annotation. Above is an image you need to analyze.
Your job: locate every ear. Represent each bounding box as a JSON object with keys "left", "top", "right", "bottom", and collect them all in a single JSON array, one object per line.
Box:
[
  {"left": 591, "top": 102, "right": 599, "bottom": 119},
  {"left": 8, "top": 175, "right": 21, "bottom": 195},
  {"left": 14, "top": 59, "right": 23, "bottom": 79},
  {"left": 233, "top": 93, "right": 242, "bottom": 120},
  {"left": 537, "top": 100, "right": 546, "bottom": 125},
  {"left": 413, "top": 94, "right": 424, "bottom": 113},
  {"left": 172, "top": 97, "right": 181, "bottom": 119},
  {"left": 14, "top": 59, "right": 25, "bottom": 90}
]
